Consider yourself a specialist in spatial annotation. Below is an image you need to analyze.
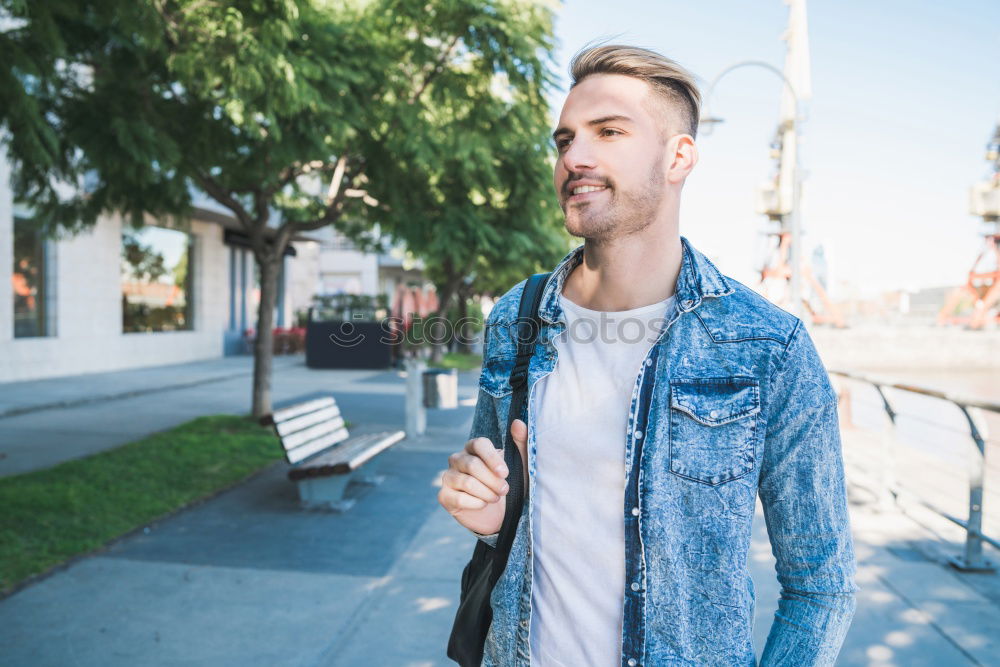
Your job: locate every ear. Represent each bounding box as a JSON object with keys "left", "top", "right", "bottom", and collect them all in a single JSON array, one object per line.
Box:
[{"left": 665, "top": 134, "right": 698, "bottom": 185}]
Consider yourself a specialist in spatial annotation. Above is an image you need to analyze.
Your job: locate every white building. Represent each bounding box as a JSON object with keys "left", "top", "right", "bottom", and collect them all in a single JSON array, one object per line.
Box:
[
  {"left": 0, "top": 151, "right": 320, "bottom": 383},
  {"left": 311, "top": 225, "right": 429, "bottom": 308}
]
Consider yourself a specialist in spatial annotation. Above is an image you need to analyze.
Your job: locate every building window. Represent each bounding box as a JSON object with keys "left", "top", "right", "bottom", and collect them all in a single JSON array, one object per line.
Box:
[
  {"left": 12, "top": 217, "right": 48, "bottom": 338},
  {"left": 121, "top": 225, "right": 193, "bottom": 333}
]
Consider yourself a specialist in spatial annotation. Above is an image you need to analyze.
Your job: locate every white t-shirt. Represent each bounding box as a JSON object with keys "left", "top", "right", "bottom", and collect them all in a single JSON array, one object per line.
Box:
[{"left": 529, "top": 292, "right": 674, "bottom": 666}]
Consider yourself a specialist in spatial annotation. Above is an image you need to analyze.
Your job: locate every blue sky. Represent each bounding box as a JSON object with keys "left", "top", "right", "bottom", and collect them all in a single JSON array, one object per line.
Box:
[{"left": 547, "top": 0, "right": 1000, "bottom": 295}]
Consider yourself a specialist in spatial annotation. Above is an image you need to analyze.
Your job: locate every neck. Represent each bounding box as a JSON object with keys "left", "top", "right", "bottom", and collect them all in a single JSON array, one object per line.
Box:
[{"left": 562, "top": 221, "right": 682, "bottom": 312}]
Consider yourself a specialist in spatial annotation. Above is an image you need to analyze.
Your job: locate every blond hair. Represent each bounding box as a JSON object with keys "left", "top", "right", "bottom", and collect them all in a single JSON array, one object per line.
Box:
[{"left": 570, "top": 44, "right": 701, "bottom": 139}]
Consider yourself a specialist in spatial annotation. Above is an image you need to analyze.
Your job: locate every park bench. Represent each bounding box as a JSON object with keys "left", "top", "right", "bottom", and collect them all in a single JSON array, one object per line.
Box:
[{"left": 261, "top": 395, "right": 405, "bottom": 512}]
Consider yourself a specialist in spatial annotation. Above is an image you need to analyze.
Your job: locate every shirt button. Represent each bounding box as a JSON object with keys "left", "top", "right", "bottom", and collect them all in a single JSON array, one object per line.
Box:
[
  {"left": 630, "top": 581, "right": 640, "bottom": 592},
  {"left": 644, "top": 358, "right": 652, "bottom": 366},
  {"left": 631, "top": 507, "right": 640, "bottom": 516},
  {"left": 628, "top": 659, "right": 638, "bottom": 666},
  {"left": 709, "top": 409, "right": 719, "bottom": 419},
  {"left": 634, "top": 430, "right": 643, "bottom": 440}
]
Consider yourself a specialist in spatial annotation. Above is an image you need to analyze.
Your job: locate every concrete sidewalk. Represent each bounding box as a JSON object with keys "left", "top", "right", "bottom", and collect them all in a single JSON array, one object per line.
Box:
[
  {"left": 0, "top": 355, "right": 470, "bottom": 478},
  {"left": 1, "top": 358, "right": 998, "bottom": 665},
  {"left": 0, "top": 355, "right": 305, "bottom": 418},
  {"left": 3, "top": 446, "right": 997, "bottom": 665}
]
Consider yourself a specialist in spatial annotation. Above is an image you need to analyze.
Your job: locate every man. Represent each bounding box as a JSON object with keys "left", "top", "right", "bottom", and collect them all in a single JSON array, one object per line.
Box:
[{"left": 437, "top": 44, "right": 856, "bottom": 666}]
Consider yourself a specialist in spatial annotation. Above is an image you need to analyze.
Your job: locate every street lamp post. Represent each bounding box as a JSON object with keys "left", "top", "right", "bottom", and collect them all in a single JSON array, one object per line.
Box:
[{"left": 700, "top": 61, "right": 804, "bottom": 317}]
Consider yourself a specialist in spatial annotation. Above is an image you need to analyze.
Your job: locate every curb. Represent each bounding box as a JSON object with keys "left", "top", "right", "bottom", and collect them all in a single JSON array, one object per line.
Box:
[
  {"left": 0, "top": 357, "right": 305, "bottom": 420},
  {"left": 0, "top": 371, "right": 253, "bottom": 420}
]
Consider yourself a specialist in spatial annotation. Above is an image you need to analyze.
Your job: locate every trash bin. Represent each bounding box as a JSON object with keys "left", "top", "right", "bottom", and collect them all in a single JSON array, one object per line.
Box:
[{"left": 422, "top": 368, "right": 458, "bottom": 409}]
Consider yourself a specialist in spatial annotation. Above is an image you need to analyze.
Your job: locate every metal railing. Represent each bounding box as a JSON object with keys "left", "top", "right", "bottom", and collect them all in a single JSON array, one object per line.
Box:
[{"left": 830, "top": 369, "right": 999, "bottom": 572}]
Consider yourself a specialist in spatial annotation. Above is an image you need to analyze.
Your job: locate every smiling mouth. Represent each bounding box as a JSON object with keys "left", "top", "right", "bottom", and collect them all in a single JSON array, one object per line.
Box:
[{"left": 566, "top": 185, "right": 609, "bottom": 201}]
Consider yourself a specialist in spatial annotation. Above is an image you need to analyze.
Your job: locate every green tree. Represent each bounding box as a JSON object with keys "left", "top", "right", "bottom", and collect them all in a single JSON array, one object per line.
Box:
[
  {"left": 373, "top": 9, "right": 569, "bottom": 359},
  {"left": 2, "top": 0, "right": 561, "bottom": 416}
]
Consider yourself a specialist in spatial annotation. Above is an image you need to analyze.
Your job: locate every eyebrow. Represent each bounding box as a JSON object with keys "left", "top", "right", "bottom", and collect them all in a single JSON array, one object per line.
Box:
[{"left": 551, "top": 114, "right": 634, "bottom": 141}]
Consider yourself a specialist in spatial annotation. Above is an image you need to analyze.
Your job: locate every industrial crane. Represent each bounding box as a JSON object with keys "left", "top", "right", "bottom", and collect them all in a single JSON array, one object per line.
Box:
[
  {"left": 938, "top": 121, "right": 1000, "bottom": 329},
  {"left": 755, "top": 0, "right": 845, "bottom": 327}
]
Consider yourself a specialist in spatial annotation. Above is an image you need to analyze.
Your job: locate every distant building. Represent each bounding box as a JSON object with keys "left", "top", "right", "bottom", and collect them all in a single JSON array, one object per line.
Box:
[
  {"left": 310, "top": 226, "right": 434, "bottom": 317},
  {"left": 907, "top": 285, "right": 956, "bottom": 321},
  {"left": 0, "top": 150, "right": 320, "bottom": 383}
]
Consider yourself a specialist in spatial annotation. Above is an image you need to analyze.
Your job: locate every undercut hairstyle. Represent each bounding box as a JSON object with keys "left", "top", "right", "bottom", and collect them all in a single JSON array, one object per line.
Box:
[{"left": 570, "top": 44, "right": 702, "bottom": 140}]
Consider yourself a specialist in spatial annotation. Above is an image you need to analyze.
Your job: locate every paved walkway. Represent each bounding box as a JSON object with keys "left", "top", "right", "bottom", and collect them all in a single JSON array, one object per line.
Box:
[
  {"left": 0, "top": 358, "right": 998, "bottom": 665},
  {"left": 0, "top": 355, "right": 470, "bottom": 478},
  {"left": 0, "top": 356, "right": 300, "bottom": 419}
]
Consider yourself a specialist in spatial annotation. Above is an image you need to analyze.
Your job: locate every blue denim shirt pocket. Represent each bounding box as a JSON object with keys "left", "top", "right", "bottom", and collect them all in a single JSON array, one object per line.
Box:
[
  {"left": 479, "top": 322, "right": 517, "bottom": 398},
  {"left": 480, "top": 356, "right": 515, "bottom": 398},
  {"left": 668, "top": 376, "right": 761, "bottom": 486}
]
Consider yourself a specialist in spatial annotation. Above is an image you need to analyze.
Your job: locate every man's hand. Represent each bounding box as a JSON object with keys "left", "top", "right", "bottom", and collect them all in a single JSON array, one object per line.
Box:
[{"left": 438, "top": 419, "right": 529, "bottom": 535}]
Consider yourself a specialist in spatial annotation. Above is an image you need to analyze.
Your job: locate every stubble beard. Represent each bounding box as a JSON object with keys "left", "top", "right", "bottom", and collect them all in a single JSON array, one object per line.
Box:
[{"left": 562, "top": 154, "right": 666, "bottom": 243}]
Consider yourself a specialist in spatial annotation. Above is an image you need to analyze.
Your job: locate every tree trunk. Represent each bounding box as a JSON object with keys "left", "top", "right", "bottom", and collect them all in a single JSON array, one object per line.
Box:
[
  {"left": 430, "top": 277, "right": 461, "bottom": 364},
  {"left": 429, "top": 338, "right": 446, "bottom": 364},
  {"left": 251, "top": 254, "right": 281, "bottom": 418},
  {"left": 453, "top": 284, "right": 471, "bottom": 354}
]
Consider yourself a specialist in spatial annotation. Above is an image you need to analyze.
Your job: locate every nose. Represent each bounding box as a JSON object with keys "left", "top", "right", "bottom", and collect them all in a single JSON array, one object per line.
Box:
[{"left": 560, "top": 135, "right": 597, "bottom": 174}]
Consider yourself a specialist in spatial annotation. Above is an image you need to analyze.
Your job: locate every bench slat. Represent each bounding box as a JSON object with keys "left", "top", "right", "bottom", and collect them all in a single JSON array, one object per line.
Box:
[
  {"left": 288, "top": 430, "right": 405, "bottom": 479},
  {"left": 272, "top": 397, "right": 336, "bottom": 424},
  {"left": 276, "top": 404, "right": 343, "bottom": 438},
  {"left": 340, "top": 431, "right": 405, "bottom": 471},
  {"left": 286, "top": 426, "right": 351, "bottom": 464},
  {"left": 282, "top": 416, "right": 346, "bottom": 451}
]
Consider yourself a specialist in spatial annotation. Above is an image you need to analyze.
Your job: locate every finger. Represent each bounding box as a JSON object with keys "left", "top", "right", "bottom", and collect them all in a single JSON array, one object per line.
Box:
[
  {"left": 510, "top": 419, "right": 529, "bottom": 487},
  {"left": 438, "top": 485, "right": 488, "bottom": 513},
  {"left": 510, "top": 419, "right": 528, "bottom": 449},
  {"left": 448, "top": 455, "right": 509, "bottom": 496},
  {"left": 465, "top": 437, "right": 508, "bottom": 477},
  {"left": 443, "top": 469, "right": 504, "bottom": 503}
]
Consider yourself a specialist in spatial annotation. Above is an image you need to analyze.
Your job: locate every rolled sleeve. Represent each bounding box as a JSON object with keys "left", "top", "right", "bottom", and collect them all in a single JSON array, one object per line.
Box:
[{"left": 470, "top": 528, "right": 500, "bottom": 548}]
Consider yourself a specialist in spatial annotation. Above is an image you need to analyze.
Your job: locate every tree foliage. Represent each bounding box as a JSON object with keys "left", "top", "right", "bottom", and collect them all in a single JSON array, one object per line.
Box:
[
  {"left": 1, "top": 0, "right": 566, "bottom": 413},
  {"left": 360, "top": 1, "right": 571, "bottom": 318}
]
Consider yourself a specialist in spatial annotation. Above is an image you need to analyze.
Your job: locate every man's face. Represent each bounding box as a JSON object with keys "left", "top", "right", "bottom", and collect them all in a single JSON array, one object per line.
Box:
[{"left": 553, "top": 73, "right": 673, "bottom": 241}]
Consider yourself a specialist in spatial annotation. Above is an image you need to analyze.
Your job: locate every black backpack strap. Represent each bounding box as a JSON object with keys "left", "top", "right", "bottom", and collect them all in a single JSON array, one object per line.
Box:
[
  {"left": 492, "top": 272, "right": 550, "bottom": 567},
  {"left": 508, "top": 273, "right": 549, "bottom": 396}
]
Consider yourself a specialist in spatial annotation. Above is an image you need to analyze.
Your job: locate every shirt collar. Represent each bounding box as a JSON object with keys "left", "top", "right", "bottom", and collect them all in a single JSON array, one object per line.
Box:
[{"left": 537, "top": 235, "right": 734, "bottom": 324}]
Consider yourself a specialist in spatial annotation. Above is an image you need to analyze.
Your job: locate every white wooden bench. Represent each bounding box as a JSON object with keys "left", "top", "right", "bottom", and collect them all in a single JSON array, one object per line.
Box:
[{"left": 261, "top": 395, "right": 405, "bottom": 511}]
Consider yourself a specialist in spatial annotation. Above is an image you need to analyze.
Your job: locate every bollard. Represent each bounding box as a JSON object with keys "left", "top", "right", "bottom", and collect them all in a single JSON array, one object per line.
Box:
[
  {"left": 404, "top": 357, "right": 427, "bottom": 438},
  {"left": 423, "top": 367, "right": 459, "bottom": 409}
]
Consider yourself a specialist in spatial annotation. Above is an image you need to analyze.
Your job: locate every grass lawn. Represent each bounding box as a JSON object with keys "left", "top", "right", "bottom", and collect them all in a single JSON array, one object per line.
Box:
[
  {"left": 428, "top": 351, "right": 483, "bottom": 372},
  {"left": 0, "top": 415, "right": 281, "bottom": 596}
]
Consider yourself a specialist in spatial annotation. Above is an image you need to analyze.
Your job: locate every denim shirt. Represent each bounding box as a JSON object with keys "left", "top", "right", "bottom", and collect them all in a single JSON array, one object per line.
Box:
[{"left": 468, "top": 237, "right": 857, "bottom": 666}]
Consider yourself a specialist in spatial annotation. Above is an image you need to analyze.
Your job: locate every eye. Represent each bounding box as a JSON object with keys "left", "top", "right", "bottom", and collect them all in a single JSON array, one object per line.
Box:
[
  {"left": 555, "top": 137, "right": 572, "bottom": 152},
  {"left": 601, "top": 128, "right": 623, "bottom": 137}
]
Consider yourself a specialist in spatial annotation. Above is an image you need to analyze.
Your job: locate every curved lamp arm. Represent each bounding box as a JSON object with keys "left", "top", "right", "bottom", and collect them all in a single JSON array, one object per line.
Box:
[{"left": 700, "top": 60, "right": 801, "bottom": 136}]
